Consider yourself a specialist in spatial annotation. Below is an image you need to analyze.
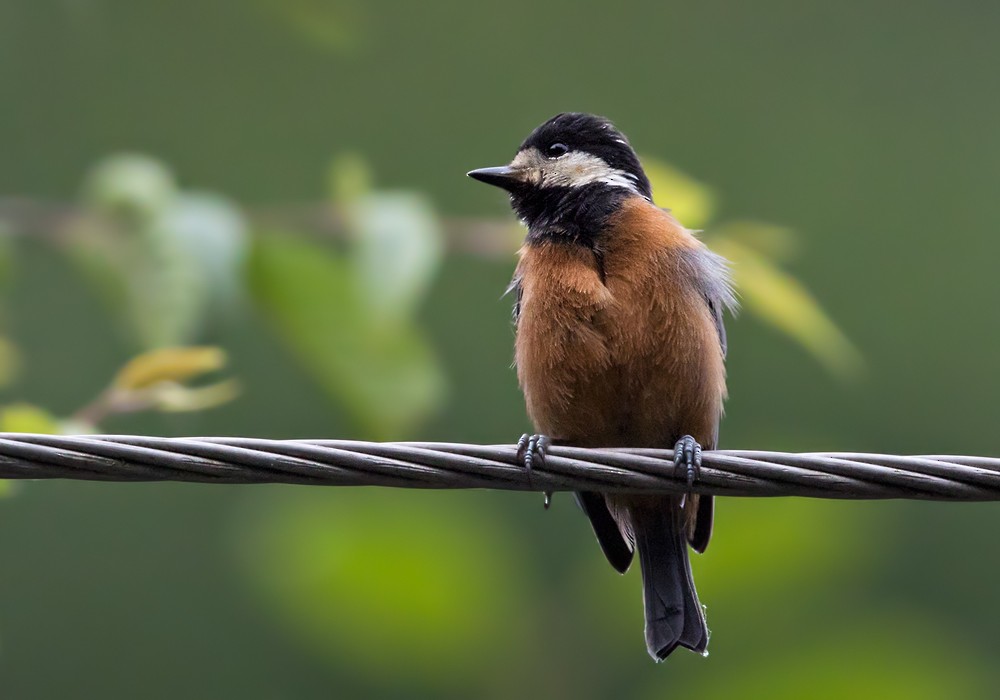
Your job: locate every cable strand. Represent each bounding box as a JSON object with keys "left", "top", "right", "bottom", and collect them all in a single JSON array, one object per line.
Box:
[{"left": 0, "top": 433, "right": 998, "bottom": 500}]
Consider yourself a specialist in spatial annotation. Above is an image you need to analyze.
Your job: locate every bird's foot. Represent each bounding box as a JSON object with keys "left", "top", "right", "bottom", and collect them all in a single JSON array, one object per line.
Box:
[
  {"left": 516, "top": 433, "right": 553, "bottom": 509},
  {"left": 673, "top": 435, "right": 702, "bottom": 487}
]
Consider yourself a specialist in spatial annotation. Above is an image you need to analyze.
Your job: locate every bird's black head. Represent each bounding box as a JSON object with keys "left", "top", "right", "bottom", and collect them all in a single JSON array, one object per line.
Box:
[{"left": 468, "top": 113, "right": 652, "bottom": 244}]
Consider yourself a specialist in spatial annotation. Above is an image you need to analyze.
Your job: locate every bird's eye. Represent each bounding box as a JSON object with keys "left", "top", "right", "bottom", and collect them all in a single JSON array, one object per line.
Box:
[{"left": 546, "top": 143, "right": 569, "bottom": 158}]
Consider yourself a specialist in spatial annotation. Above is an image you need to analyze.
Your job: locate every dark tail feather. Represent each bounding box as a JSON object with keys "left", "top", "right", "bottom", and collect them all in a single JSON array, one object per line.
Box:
[
  {"left": 575, "top": 491, "right": 634, "bottom": 573},
  {"left": 634, "top": 499, "right": 709, "bottom": 660},
  {"left": 688, "top": 494, "right": 714, "bottom": 554}
]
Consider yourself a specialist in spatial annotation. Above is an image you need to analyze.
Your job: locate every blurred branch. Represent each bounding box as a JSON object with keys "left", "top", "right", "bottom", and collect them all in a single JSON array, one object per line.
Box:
[
  {"left": 0, "top": 197, "right": 518, "bottom": 258},
  {"left": 0, "top": 434, "right": 998, "bottom": 500},
  {"left": 70, "top": 347, "right": 239, "bottom": 430},
  {"left": 0, "top": 190, "right": 862, "bottom": 383}
]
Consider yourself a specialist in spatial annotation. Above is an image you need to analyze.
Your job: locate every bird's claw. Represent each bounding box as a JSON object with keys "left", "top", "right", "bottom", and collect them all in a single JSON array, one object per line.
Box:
[
  {"left": 673, "top": 435, "right": 702, "bottom": 487},
  {"left": 517, "top": 433, "right": 552, "bottom": 508}
]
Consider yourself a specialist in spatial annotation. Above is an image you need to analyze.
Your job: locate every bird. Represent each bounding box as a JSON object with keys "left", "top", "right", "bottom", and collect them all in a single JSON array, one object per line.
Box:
[{"left": 467, "top": 112, "right": 736, "bottom": 661}]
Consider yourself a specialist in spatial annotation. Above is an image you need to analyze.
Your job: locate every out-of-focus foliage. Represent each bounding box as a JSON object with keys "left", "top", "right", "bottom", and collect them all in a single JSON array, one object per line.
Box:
[
  {"left": 250, "top": 234, "right": 445, "bottom": 439},
  {"left": 29, "top": 347, "right": 237, "bottom": 431},
  {"left": 249, "top": 155, "right": 446, "bottom": 438},
  {"left": 0, "top": 347, "right": 237, "bottom": 493},
  {"left": 0, "top": 403, "right": 59, "bottom": 434},
  {"left": 105, "top": 346, "right": 240, "bottom": 416},
  {"left": 0, "top": 404, "right": 58, "bottom": 497},
  {"left": 113, "top": 347, "right": 228, "bottom": 390},
  {"left": 332, "top": 154, "right": 446, "bottom": 326},
  {"left": 74, "top": 155, "right": 248, "bottom": 350},
  {"left": 712, "top": 232, "right": 864, "bottom": 379},
  {"left": 235, "top": 489, "right": 526, "bottom": 689},
  {"left": 642, "top": 157, "right": 717, "bottom": 230},
  {"left": 82, "top": 155, "right": 176, "bottom": 225},
  {"left": 97, "top": 346, "right": 238, "bottom": 421},
  {"left": 645, "top": 155, "right": 863, "bottom": 379}
]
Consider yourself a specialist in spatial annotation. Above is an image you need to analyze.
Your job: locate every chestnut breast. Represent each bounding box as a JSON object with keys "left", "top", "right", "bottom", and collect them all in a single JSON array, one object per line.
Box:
[{"left": 514, "top": 198, "right": 726, "bottom": 449}]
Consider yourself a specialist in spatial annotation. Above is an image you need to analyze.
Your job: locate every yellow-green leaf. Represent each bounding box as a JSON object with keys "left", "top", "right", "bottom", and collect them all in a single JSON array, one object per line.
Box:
[
  {"left": 327, "top": 153, "right": 373, "bottom": 207},
  {"left": 149, "top": 379, "right": 241, "bottom": 412},
  {"left": 112, "top": 347, "right": 227, "bottom": 391},
  {"left": 710, "top": 235, "right": 864, "bottom": 379},
  {"left": 715, "top": 220, "right": 801, "bottom": 263},
  {"left": 0, "top": 403, "right": 60, "bottom": 434},
  {"left": 82, "top": 153, "right": 177, "bottom": 225},
  {"left": 249, "top": 234, "right": 446, "bottom": 439},
  {"left": 642, "top": 155, "right": 717, "bottom": 229}
]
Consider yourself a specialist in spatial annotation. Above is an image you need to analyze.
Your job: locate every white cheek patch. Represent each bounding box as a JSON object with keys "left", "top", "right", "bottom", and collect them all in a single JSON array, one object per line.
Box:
[{"left": 510, "top": 148, "right": 641, "bottom": 194}]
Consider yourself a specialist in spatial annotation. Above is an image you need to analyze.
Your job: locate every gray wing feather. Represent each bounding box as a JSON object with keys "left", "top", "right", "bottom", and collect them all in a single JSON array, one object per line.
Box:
[
  {"left": 687, "top": 244, "right": 736, "bottom": 553},
  {"left": 693, "top": 246, "right": 738, "bottom": 358},
  {"left": 504, "top": 275, "right": 523, "bottom": 327}
]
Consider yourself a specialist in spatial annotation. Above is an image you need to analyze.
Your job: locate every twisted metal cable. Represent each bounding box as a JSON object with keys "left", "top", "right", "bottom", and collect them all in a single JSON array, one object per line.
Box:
[{"left": 0, "top": 433, "right": 999, "bottom": 500}]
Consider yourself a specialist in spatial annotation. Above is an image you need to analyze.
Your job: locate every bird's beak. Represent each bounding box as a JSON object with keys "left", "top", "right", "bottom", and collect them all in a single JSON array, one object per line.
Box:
[{"left": 467, "top": 165, "right": 524, "bottom": 191}]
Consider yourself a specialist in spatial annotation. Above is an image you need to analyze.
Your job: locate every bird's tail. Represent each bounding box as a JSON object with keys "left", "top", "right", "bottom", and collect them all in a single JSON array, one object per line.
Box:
[{"left": 633, "top": 498, "right": 709, "bottom": 660}]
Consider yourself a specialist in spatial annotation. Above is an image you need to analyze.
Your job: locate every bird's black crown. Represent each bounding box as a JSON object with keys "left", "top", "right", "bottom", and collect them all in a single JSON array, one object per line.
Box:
[
  {"left": 510, "top": 113, "right": 651, "bottom": 243},
  {"left": 520, "top": 113, "right": 652, "bottom": 199}
]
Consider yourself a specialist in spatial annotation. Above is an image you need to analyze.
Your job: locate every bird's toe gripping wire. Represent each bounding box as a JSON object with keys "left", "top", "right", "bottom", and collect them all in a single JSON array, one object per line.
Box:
[
  {"left": 673, "top": 435, "right": 702, "bottom": 488},
  {"left": 517, "top": 433, "right": 553, "bottom": 509}
]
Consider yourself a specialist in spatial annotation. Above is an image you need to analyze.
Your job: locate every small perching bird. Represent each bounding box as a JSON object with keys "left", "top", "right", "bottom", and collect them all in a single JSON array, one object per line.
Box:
[{"left": 468, "top": 113, "right": 736, "bottom": 661}]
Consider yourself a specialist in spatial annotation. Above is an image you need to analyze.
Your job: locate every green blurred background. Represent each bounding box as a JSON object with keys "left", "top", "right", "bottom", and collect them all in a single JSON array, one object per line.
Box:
[{"left": 1, "top": 1, "right": 999, "bottom": 698}]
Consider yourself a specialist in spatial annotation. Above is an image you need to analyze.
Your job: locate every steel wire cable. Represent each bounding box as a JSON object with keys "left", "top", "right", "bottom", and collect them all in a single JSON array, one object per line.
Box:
[{"left": 0, "top": 433, "right": 998, "bottom": 500}]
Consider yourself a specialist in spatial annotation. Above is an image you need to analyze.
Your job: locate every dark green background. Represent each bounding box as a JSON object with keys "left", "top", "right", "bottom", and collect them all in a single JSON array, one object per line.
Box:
[{"left": 1, "top": 1, "right": 999, "bottom": 698}]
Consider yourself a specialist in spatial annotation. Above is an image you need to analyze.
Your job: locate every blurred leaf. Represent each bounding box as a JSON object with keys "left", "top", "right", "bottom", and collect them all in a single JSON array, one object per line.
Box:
[
  {"left": 128, "top": 217, "right": 211, "bottom": 348},
  {"left": 255, "top": 0, "right": 367, "bottom": 52},
  {"left": 644, "top": 159, "right": 858, "bottom": 379},
  {"left": 55, "top": 418, "right": 97, "bottom": 436},
  {"left": 150, "top": 379, "right": 241, "bottom": 413},
  {"left": 327, "top": 153, "right": 373, "bottom": 207},
  {"left": 75, "top": 157, "right": 246, "bottom": 349},
  {"left": 249, "top": 234, "right": 446, "bottom": 438},
  {"left": 81, "top": 154, "right": 177, "bottom": 226},
  {"left": 642, "top": 155, "right": 717, "bottom": 229},
  {"left": 75, "top": 347, "right": 238, "bottom": 425},
  {"left": 0, "top": 403, "right": 60, "bottom": 434},
  {"left": 164, "top": 192, "right": 250, "bottom": 309},
  {"left": 113, "top": 347, "right": 227, "bottom": 390},
  {"left": 716, "top": 220, "right": 801, "bottom": 263},
  {"left": 235, "top": 490, "right": 527, "bottom": 687},
  {"left": 710, "top": 232, "right": 864, "bottom": 379},
  {"left": 351, "top": 193, "right": 445, "bottom": 325}
]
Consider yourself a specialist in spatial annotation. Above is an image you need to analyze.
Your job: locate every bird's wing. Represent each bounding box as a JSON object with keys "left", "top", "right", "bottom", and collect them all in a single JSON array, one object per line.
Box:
[
  {"left": 696, "top": 245, "right": 737, "bottom": 360},
  {"left": 505, "top": 274, "right": 523, "bottom": 327},
  {"left": 691, "top": 245, "right": 737, "bottom": 552},
  {"left": 575, "top": 491, "right": 634, "bottom": 573},
  {"left": 707, "top": 296, "right": 728, "bottom": 358}
]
